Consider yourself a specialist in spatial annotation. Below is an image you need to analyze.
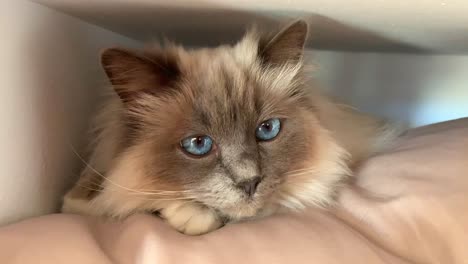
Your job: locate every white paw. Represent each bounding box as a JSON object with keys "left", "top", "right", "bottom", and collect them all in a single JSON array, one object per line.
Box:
[{"left": 160, "top": 202, "right": 223, "bottom": 235}]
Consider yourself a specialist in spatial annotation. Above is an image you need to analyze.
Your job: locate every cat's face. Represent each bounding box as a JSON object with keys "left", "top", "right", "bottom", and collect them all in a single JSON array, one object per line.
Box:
[
  {"left": 124, "top": 59, "right": 317, "bottom": 219},
  {"left": 99, "top": 20, "right": 347, "bottom": 219}
]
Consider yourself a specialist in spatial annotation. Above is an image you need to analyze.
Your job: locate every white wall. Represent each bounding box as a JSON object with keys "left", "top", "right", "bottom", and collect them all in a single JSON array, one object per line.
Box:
[
  {"left": 312, "top": 51, "right": 468, "bottom": 127},
  {"left": 0, "top": 1, "right": 138, "bottom": 225}
]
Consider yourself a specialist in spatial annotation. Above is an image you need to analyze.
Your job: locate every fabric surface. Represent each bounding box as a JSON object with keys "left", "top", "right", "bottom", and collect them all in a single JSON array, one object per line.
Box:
[{"left": 0, "top": 118, "right": 467, "bottom": 264}]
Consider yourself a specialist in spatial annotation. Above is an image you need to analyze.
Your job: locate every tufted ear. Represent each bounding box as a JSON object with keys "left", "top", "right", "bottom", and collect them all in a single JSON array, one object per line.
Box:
[
  {"left": 100, "top": 47, "right": 180, "bottom": 102},
  {"left": 259, "top": 19, "right": 309, "bottom": 66}
]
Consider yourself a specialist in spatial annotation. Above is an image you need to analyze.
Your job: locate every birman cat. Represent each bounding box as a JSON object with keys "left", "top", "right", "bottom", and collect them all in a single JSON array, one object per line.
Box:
[{"left": 62, "top": 20, "right": 397, "bottom": 235}]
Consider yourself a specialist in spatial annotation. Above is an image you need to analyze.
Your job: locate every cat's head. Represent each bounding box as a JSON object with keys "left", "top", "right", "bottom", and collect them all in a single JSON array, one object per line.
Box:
[{"left": 96, "top": 20, "right": 348, "bottom": 220}]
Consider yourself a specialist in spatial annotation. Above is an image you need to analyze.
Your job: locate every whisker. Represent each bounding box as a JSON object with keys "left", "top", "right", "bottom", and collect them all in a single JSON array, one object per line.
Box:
[
  {"left": 75, "top": 183, "right": 104, "bottom": 193},
  {"left": 284, "top": 170, "right": 318, "bottom": 178},
  {"left": 137, "top": 197, "right": 197, "bottom": 201},
  {"left": 69, "top": 143, "right": 199, "bottom": 196},
  {"left": 76, "top": 183, "right": 200, "bottom": 198},
  {"left": 286, "top": 167, "right": 315, "bottom": 173},
  {"left": 285, "top": 167, "right": 319, "bottom": 174}
]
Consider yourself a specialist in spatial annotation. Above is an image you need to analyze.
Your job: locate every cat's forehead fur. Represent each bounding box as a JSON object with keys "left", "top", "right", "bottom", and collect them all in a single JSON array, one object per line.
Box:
[
  {"left": 177, "top": 32, "right": 303, "bottom": 104},
  {"left": 132, "top": 32, "right": 307, "bottom": 141}
]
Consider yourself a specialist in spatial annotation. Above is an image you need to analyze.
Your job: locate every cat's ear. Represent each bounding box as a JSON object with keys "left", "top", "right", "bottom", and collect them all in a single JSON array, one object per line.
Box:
[
  {"left": 100, "top": 48, "right": 180, "bottom": 102},
  {"left": 259, "top": 19, "right": 308, "bottom": 66}
]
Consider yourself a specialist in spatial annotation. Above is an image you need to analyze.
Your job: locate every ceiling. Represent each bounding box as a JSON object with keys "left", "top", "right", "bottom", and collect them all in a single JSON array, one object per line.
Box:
[{"left": 35, "top": 0, "right": 468, "bottom": 54}]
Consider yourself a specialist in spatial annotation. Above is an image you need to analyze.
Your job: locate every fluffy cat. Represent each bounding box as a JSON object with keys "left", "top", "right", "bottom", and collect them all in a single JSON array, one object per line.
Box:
[{"left": 62, "top": 20, "right": 397, "bottom": 235}]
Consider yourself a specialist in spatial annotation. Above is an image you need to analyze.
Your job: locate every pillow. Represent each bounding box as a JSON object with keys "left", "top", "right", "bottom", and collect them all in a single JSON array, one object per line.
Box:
[{"left": 1, "top": 118, "right": 467, "bottom": 263}]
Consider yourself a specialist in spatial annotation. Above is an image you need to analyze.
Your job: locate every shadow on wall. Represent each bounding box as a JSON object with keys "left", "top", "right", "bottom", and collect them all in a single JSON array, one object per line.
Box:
[
  {"left": 42, "top": 0, "right": 468, "bottom": 127},
  {"left": 312, "top": 50, "right": 468, "bottom": 127},
  {"left": 41, "top": 0, "right": 428, "bottom": 53},
  {"left": 24, "top": 8, "right": 109, "bottom": 219},
  {"left": 1, "top": 1, "right": 136, "bottom": 224}
]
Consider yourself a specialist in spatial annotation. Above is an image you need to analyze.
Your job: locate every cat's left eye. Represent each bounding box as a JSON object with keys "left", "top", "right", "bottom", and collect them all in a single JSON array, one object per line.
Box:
[
  {"left": 256, "top": 118, "right": 281, "bottom": 141},
  {"left": 180, "top": 135, "right": 213, "bottom": 157}
]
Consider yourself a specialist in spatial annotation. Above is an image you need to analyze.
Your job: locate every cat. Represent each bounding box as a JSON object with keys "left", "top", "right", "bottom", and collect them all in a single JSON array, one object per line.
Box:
[{"left": 62, "top": 19, "right": 398, "bottom": 235}]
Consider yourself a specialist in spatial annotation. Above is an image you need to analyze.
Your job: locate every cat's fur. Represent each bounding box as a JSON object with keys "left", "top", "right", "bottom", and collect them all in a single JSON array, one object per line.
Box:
[{"left": 62, "top": 20, "right": 397, "bottom": 235}]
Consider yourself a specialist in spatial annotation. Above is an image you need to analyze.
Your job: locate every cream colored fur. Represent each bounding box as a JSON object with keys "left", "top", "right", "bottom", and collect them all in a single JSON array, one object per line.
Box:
[{"left": 62, "top": 21, "right": 401, "bottom": 235}]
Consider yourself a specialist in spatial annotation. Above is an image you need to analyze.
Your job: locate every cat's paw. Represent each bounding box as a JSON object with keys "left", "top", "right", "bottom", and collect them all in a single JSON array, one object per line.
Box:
[{"left": 160, "top": 202, "right": 223, "bottom": 235}]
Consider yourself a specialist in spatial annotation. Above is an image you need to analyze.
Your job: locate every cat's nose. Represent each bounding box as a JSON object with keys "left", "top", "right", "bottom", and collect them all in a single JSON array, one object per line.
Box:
[{"left": 237, "top": 177, "right": 262, "bottom": 197}]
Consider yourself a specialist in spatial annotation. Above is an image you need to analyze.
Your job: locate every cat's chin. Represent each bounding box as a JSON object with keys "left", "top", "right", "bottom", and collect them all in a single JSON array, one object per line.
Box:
[
  {"left": 213, "top": 193, "right": 280, "bottom": 220},
  {"left": 221, "top": 209, "right": 258, "bottom": 221},
  {"left": 215, "top": 203, "right": 265, "bottom": 220}
]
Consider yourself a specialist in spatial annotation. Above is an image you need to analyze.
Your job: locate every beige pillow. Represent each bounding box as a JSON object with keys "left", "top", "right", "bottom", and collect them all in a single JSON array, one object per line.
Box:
[{"left": 1, "top": 118, "right": 467, "bottom": 263}]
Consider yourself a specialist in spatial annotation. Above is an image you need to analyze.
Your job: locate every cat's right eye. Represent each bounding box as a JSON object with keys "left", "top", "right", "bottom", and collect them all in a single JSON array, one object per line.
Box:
[
  {"left": 180, "top": 135, "right": 213, "bottom": 157},
  {"left": 256, "top": 118, "right": 281, "bottom": 141}
]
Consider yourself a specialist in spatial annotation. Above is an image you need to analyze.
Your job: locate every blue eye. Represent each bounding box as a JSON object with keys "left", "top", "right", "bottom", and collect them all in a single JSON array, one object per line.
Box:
[
  {"left": 180, "top": 135, "right": 213, "bottom": 156},
  {"left": 256, "top": 118, "right": 281, "bottom": 141}
]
